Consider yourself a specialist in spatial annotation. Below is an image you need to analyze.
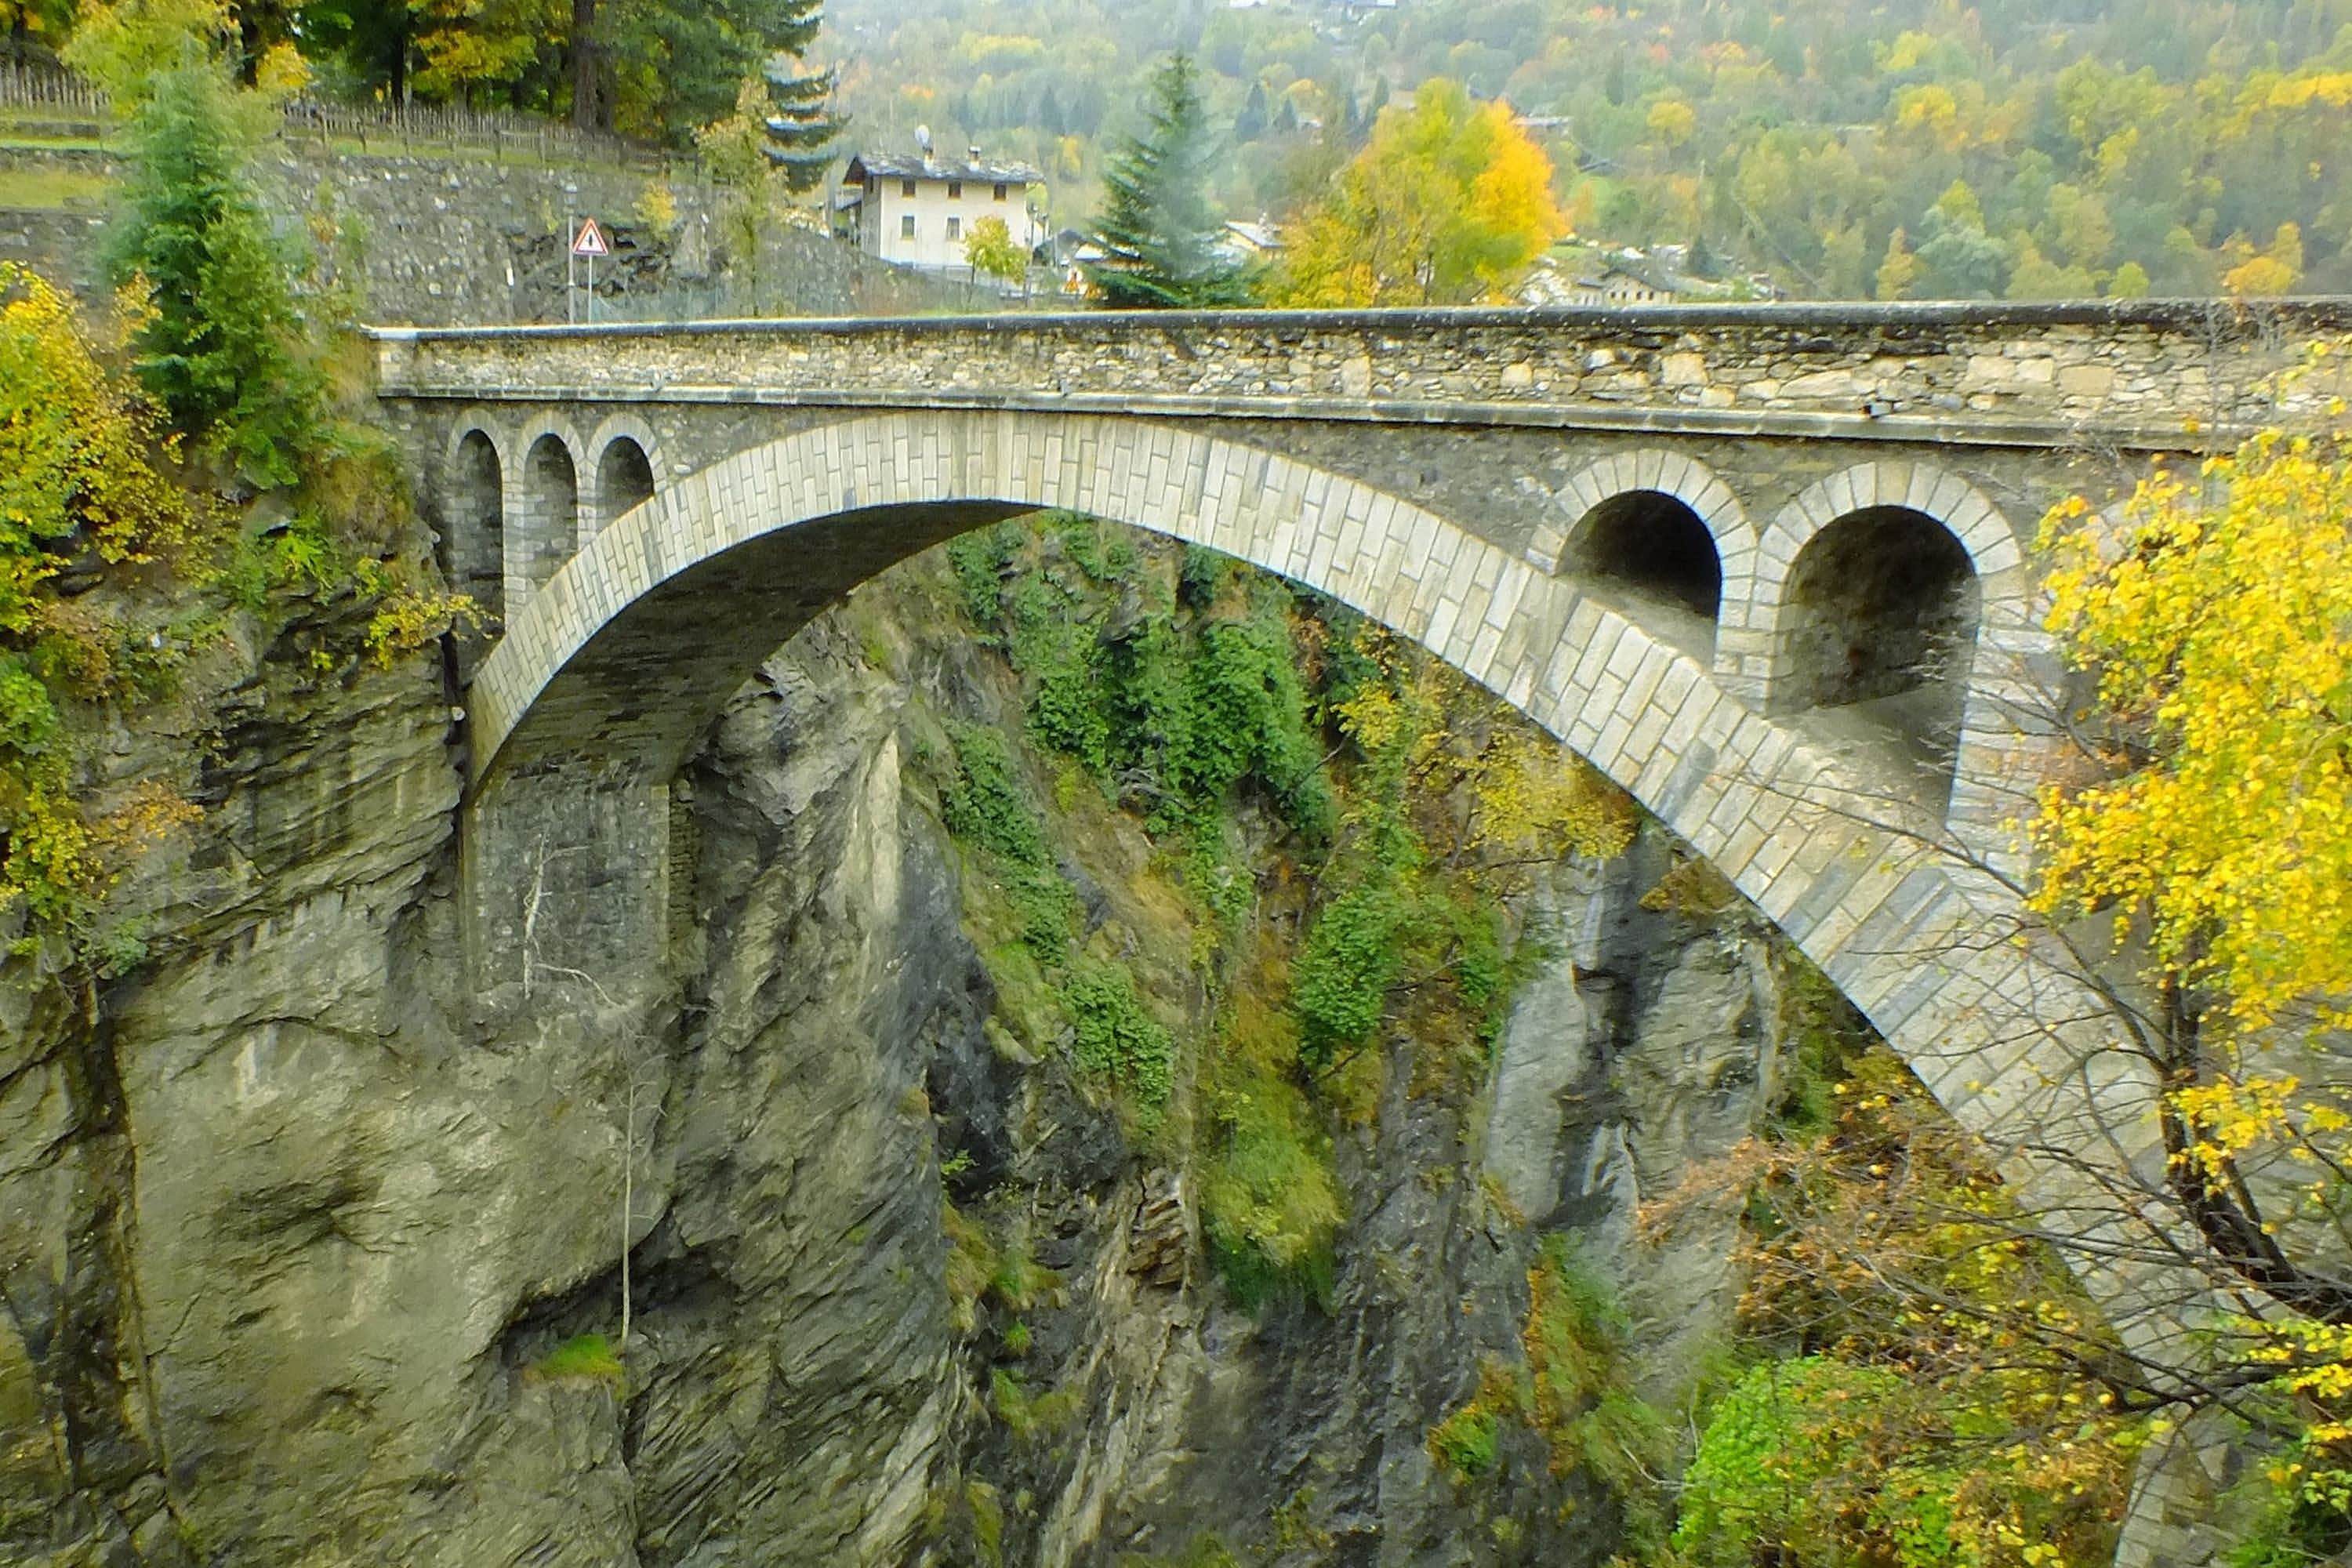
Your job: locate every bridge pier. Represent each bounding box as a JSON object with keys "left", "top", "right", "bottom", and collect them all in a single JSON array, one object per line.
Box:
[{"left": 463, "top": 761, "right": 681, "bottom": 1022}]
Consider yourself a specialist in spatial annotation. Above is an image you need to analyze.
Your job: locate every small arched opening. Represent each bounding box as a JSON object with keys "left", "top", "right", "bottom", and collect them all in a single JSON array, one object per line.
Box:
[
  {"left": 1563, "top": 489, "right": 1723, "bottom": 649},
  {"left": 1562, "top": 491, "right": 1731, "bottom": 662},
  {"left": 1779, "top": 506, "right": 1980, "bottom": 782},
  {"left": 518, "top": 434, "right": 580, "bottom": 600},
  {"left": 597, "top": 437, "right": 655, "bottom": 532},
  {"left": 446, "top": 430, "right": 504, "bottom": 626}
]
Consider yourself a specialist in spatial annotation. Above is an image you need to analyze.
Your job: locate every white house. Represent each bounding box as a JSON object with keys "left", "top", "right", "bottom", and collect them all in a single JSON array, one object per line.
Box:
[{"left": 840, "top": 147, "right": 1048, "bottom": 272}]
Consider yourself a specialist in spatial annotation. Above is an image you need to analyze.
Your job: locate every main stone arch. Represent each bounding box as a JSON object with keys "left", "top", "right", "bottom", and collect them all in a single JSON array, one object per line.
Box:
[{"left": 466, "top": 407, "right": 2176, "bottom": 1359}]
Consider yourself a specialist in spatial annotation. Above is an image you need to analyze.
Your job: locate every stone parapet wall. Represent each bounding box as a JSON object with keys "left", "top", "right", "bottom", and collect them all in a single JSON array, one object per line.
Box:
[{"left": 372, "top": 299, "right": 2352, "bottom": 446}]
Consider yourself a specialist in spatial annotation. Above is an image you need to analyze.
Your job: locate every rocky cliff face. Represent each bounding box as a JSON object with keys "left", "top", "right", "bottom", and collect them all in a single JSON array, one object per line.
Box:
[{"left": 0, "top": 543, "right": 1801, "bottom": 1566}]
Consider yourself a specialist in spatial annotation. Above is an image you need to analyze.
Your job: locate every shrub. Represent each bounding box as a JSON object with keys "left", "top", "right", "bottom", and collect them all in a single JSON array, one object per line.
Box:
[
  {"left": 966, "top": 1478, "right": 1005, "bottom": 1568},
  {"left": 0, "top": 263, "right": 204, "bottom": 929},
  {"left": 1290, "top": 874, "right": 1414, "bottom": 1066},
  {"left": 0, "top": 265, "right": 197, "bottom": 633},
  {"left": 1422, "top": 1241, "right": 1671, "bottom": 1538},
  {"left": 1198, "top": 993, "right": 1343, "bottom": 1309},
  {"left": 942, "top": 723, "right": 1053, "bottom": 867},
  {"left": 1178, "top": 606, "right": 1332, "bottom": 842},
  {"left": 1064, "top": 962, "right": 1177, "bottom": 1111},
  {"left": 532, "top": 1333, "right": 626, "bottom": 1385},
  {"left": 1428, "top": 1396, "right": 1503, "bottom": 1480},
  {"left": 939, "top": 724, "right": 1076, "bottom": 958},
  {"left": 943, "top": 1200, "right": 1000, "bottom": 1334},
  {"left": 992, "top": 1367, "right": 1082, "bottom": 1438},
  {"left": 1520, "top": 1237, "right": 1669, "bottom": 1506},
  {"left": 1675, "top": 1356, "right": 1934, "bottom": 1566},
  {"left": 946, "top": 521, "right": 1019, "bottom": 626}
]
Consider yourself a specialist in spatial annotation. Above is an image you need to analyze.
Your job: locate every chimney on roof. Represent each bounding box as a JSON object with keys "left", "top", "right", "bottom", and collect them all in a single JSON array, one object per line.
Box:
[{"left": 969, "top": 146, "right": 982, "bottom": 162}]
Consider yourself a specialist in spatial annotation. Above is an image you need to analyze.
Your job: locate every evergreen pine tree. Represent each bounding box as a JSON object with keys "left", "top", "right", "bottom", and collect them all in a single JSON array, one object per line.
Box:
[
  {"left": 1086, "top": 53, "right": 1249, "bottom": 308},
  {"left": 1234, "top": 80, "right": 1269, "bottom": 142},
  {"left": 759, "top": 0, "right": 841, "bottom": 192},
  {"left": 109, "top": 61, "right": 320, "bottom": 488}
]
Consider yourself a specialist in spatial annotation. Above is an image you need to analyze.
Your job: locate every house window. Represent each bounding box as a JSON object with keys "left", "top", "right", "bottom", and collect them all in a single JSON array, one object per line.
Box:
[
  {"left": 901, "top": 179, "right": 916, "bottom": 197},
  {"left": 946, "top": 216, "right": 961, "bottom": 240},
  {"left": 947, "top": 180, "right": 963, "bottom": 199},
  {"left": 993, "top": 183, "right": 1008, "bottom": 201},
  {"left": 901, "top": 215, "right": 916, "bottom": 239}
]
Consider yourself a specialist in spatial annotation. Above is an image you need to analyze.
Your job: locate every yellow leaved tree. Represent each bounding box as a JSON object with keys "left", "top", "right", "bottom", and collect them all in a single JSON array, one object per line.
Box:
[
  {"left": 1273, "top": 78, "right": 1565, "bottom": 307},
  {"left": 0, "top": 263, "right": 202, "bottom": 928},
  {"left": 2032, "top": 357, "right": 2352, "bottom": 1547}
]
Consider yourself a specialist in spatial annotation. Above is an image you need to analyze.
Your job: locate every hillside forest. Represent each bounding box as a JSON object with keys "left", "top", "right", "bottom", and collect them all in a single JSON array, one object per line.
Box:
[
  {"left": 7, "top": 0, "right": 2352, "bottom": 296},
  {"left": 826, "top": 0, "right": 2352, "bottom": 299}
]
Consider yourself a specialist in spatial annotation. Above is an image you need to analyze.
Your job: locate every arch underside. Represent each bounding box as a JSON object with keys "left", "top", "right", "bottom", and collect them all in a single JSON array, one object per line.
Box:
[{"left": 465, "top": 407, "right": 2174, "bottom": 1353}]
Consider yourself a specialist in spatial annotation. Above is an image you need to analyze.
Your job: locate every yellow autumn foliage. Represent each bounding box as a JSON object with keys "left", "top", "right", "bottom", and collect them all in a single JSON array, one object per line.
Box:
[
  {"left": 2034, "top": 411, "right": 2352, "bottom": 1036},
  {"left": 1274, "top": 78, "right": 1564, "bottom": 307}
]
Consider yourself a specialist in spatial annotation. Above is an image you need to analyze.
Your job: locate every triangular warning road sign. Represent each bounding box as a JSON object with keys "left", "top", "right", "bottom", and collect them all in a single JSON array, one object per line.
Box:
[{"left": 572, "top": 217, "right": 609, "bottom": 257}]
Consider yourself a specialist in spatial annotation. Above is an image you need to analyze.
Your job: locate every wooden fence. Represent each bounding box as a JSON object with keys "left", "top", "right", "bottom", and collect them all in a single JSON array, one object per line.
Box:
[
  {"left": 0, "top": 62, "right": 670, "bottom": 170},
  {"left": 0, "top": 62, "right": 107, "bottom": 122}
]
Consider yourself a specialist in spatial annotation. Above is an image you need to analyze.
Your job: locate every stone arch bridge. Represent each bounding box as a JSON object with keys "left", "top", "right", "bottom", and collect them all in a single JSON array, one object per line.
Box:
[{"left": 376, "top": 302, "right": 2346, "bottom": 1555}]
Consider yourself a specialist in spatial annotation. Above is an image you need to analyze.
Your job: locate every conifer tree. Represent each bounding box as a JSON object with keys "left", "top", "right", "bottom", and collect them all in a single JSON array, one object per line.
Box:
[
  {"left": 1086, "top": 53, "right": 1249, "bottom": 309},
  {"left": 1234, "top": 80, "right": 1268, "bottom": 142},
  {"left": 759, "top": 0, "right": 840, "bottom": 193},
  {"left": 67, "top": 5, "right": 322, "bottom": 488}
]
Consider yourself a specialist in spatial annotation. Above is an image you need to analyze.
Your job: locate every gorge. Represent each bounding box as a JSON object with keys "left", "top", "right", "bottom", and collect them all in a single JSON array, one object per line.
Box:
[{"left": 11, "top": 299, "right": 2339, "bottom": 1566}]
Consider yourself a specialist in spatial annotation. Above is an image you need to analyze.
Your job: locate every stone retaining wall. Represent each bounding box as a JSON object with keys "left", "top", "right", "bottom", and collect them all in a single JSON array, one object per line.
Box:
[{"left": 0, "top": 140, "right": 975, "bottom": 324}]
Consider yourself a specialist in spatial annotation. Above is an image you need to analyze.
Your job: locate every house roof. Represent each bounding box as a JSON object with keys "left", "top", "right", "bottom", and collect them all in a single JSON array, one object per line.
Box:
[
  {"left": 1579, "top": 260, "right": 1697, "bottom": 293},
  {"left": 846, "top": 151, "right": 1046, "bottom": 186}
]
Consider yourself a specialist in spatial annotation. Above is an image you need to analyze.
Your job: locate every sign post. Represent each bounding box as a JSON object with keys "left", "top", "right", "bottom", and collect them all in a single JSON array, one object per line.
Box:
[{"left": 572, "top": 216, "right": 609, "bottom": 324}]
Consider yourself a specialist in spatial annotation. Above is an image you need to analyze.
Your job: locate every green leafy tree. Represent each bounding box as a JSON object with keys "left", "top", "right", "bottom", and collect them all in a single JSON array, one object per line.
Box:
[
  {"left": 2045, "top": 182, "right": 2115, "bottom": 270},
  {"left": 1086, "top": 53, "right": 1249, "bottom": 308},
  {"left": 0, "top": 0, "right": 69, "bottom": 64},
  {"left": 964, "top": 214, "right": 1027, "bottom": 286},
  {"left": 1820, "top": 220, "right": 1869, "bottom": 298},
  {"left": 1913, "top": 204, "right": 2007, "bottom": 298},
  {"left": 1233, "top": 78, "right": 1268, "bottom": 142},
  {"left": 2005, "top": 235, "right": 2096, "bottom": 299},
  {"left": 696, "top": 77, "right": 782, "bottom": 299},
  {"left": 408, "top": 0, "right": 555, "bottom": 103}
]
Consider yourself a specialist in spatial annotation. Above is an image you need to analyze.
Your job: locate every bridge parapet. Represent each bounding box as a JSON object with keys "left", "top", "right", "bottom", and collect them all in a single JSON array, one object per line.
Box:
[{"left": 373, "top": 299, "right": 2352, "bottom": 448}]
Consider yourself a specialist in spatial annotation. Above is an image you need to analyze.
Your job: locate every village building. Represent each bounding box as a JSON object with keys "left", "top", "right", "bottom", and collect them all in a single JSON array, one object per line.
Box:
[
  {"left": 1218, "top": 219, "right": 1284, "bottom": 263},
  {"left": 1519, "top": 245, "right": 1780, "bottom": 307},
  {"left": 838, "top": 145, "right": 1048, "bottom": 271}
]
